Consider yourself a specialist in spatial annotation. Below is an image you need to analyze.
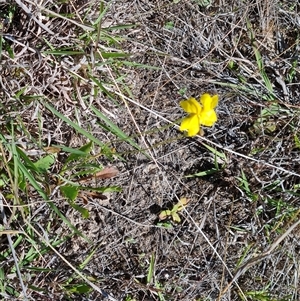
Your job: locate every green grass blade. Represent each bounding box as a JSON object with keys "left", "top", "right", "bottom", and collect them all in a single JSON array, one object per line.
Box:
[
  {"left": 202, "top": 143, "right": 227, "bottom": 161},
  {"left": 42, "top": 50, "right": 85, "bottom": 55},
  {"left": 0, "top": 35, "right": 2, "bottom": 61},
  {"left": 90, "top": 105, "right": 148, "bottom": 156},
  {"left": 147, "top": 253, "right": 155, "bottom": 285},
  {"left": 0, "top": 133, "right": 89, "bottom": 242},
  {"left": 43, "top": 101, "right": 119, "bottom": 159},
  {"left": 246, "top": 19, "right": 275, "bottom": 99}
]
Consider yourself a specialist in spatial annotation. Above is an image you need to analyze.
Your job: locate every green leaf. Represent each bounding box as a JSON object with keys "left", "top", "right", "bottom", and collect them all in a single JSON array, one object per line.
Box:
[
  {"left": 88, "top": 75, "right": 115, "bottom": 101},
  {"left": 43, "top": 102, "right": 116, "bottom": 159},
  {"left": 18, "top": 170, "right": 27, "bottom": 191},
  {"left": 260, "top": 103, "right": 280, "bottom": 117},
  {"left": 60, "top": 185, "right": 89, "bottom": 218},
  {"left": 172, "top": 203, "right": 180, "bottom": 212},
  {"left": 34, "top": 154, "right": 56, "bottom": 173},
  {"left": 172, "top": 212, "right": 181, "bottom": 223},
  {"left": 80, "top": 185, "right": 121, "bottom": 193},
  {"left": 70, "top": 165, "right": 103, "bottom": 179},
  {"left": 186, "top": 167, "right": 219, "bottom": 178},
  {"left": 97, "top": 52, "right": 129, "bottom": 59},
  {"left": 157, "top": 222, "right": 173, "bottom": 229},
  {"left": 66, "top": 141, "right": 93, "bottom": 163},
  {"left": 104, "top": 24, "right": 136, "bottom": 31},
  {"left": 60, "top": 185, "right": 79, "bottom": 202},
  {"left": 18, "top": 156, "right": 48, "bottom": 199},
  {"left": 159, "top": 210, "right": 168, "bottom": 220},
  {"left": 159, "top": 210, "right": 171, "bottom": 220},
  {"left": 15, "top": 86, "right": 28, "bottom": 99},
  {"left": 202, "top": 143, "right": 227, "bottom": 161},
  {"left": 252, "top": 103, "right": 282, "bottom": 134},
  {"left": 147, "top": 253, "right": 155, "bottom": 285},
  {"left": 178, "top": 87, "right": 187, "bottom": 96},
  {"left": 121, "top": 61, "right": 161, "bottom": 70},
  {"left": 90, "top": 105, "right": 148, "bottom": 157},
  {"left": 69, "top": 202, "right": 89, "bottom": 219},
  {"left": 164, "top": 21, "right": 174, "bottom": 30},
  {"left": 176, "top": 198, "right": 188, "bottom": 211},
  {"left": 52, "top": 145, "right": 89, "bottom": 156},
  {"left": 0, "top": 35, "right": 2, "bottom": 62},
  {"left": 42, "top": 50, "right": 85, "bottom": 55},
  {"left": 16, "top": 146, "right": 39, "bottom": 172},
  {"left": 64, "top": 284, "right": 91, "bottom": 294},
  {"left": 0, "top": 177, "right": 6, "bottom": 187},
  {"left": 294, "top": 135, "right": 300, "bottom": 149}
]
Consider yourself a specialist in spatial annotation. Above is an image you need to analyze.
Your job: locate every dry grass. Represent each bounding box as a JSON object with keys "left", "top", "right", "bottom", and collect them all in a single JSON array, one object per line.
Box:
[{"left": 0, "top": 0, "right": 300, "bottom": 300}]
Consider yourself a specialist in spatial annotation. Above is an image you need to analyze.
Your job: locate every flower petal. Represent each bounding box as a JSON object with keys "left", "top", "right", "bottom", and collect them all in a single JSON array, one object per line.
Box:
[
  {"left": 199, "top": 93, "right": 213, "bottom": 110},
  {"left": 180, "top": 97, "right": 202, "bottom": 114},
  {"left": 211, "top": 94, "right": 218, "bottom": 109},
  {"left": 200, "top": 110, "right": 217, "bottom": 126},
  {"left": 180, "top": 114, "right": 200, "bottom": 136},
  {"left": 200, "top": 93, "right": 218, "bottom": 110}
]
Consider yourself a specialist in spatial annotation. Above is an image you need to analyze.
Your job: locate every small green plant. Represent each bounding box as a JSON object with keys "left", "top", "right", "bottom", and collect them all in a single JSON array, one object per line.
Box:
[
  {"left": 236, "top": 170, "right": 258, "bottom": 202},
  {"left": 57, "top": 141, "right": 120, "bottom": 218},
  {"left": 133, "top": 253, "right": 167, "bottom": 301},
  {"left": 147, "top": 253, "right": 167, "bottom": 301},
  {"left": 286, "top": 59, "right": 298, "bottom": 83},
  {"left": 159, "top": 198, "right": 189, "bottom": 223},
  {"left": 178, "top": 87, "right": 187, "bottom": 96},
  {"left": 194, "top": 0, "right": 211, "bottom": 8},
  {"left": 250, "top": 102, "right": 292, "bottom": 137},
  {"left": 243, "top": 289, "right": 292, "bottom": 301},
  {"left": 164, "top": 21, "right": 174, "bottom": 30},
  {"left": 294, "top": 134, "right": 300, "bottom": 149}
]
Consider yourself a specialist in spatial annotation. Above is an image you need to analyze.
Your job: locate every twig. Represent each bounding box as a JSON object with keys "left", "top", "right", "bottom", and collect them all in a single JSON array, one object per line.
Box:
[
  {"left": 23, "top": 0, "right": 94, "bottom": 32},
  {"left": 14, "top": 0, "right": 55, "bottom": 35}
]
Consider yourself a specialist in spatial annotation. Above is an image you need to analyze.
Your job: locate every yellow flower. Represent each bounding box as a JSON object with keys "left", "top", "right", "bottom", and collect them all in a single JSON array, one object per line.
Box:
[
  {"left": 199, "top": 93, "right": 218, "bottom": 126},
  {"left": 180, "top": 97, "right": 202, "bottom": 137},
  {"left": 179, "top": 93, "right": 218, "bottom": 137}
]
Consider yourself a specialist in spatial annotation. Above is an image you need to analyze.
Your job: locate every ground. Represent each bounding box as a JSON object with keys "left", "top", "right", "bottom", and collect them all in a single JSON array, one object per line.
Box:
[{"left": 0, "top": 0, "right": 300, "bottom": 301}]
